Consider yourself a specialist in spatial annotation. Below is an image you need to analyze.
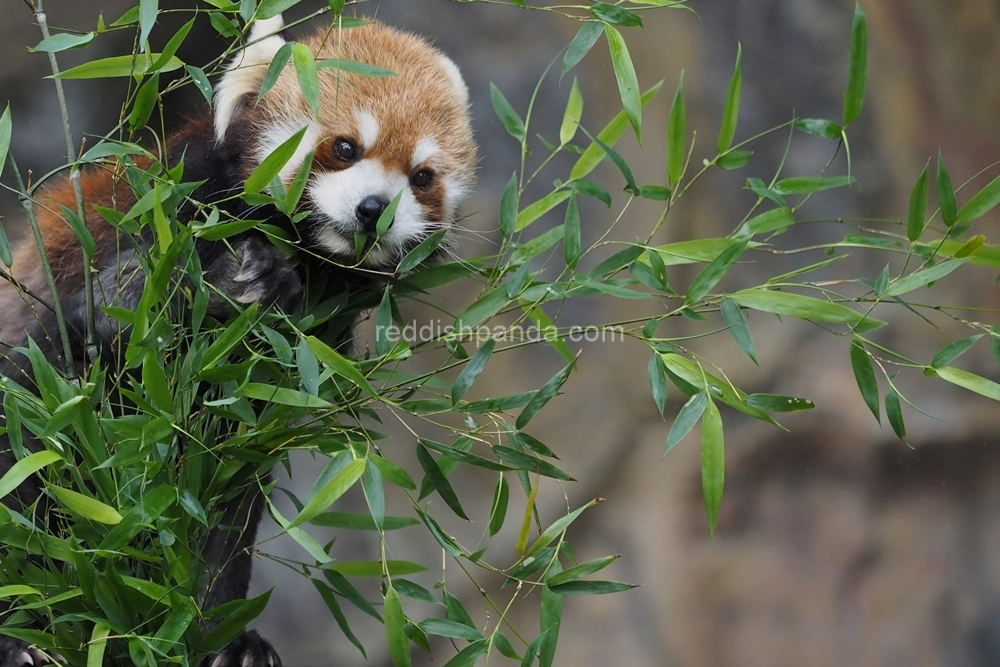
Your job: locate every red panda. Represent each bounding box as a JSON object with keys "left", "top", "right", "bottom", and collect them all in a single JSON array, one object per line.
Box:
[{"left": 0, "top": 15, "right": 476, "bottom": 667}]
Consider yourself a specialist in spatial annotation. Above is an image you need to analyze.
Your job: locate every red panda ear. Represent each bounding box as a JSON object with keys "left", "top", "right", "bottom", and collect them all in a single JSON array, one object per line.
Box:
[
  {"left": 214, "top": 15, "right": 287, "bottom": 142},
  {"left": 436, "top": 54, "right": 470, "bottom": 108}
]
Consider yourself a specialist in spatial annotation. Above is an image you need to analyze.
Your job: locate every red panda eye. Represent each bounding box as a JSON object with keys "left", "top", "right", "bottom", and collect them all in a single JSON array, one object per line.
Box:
[
  {"left": 333, "top": 139, "right": 357, "bottom": 161},
  {"left": 411, "top": 169, "right": 433, "bottom": 190}
]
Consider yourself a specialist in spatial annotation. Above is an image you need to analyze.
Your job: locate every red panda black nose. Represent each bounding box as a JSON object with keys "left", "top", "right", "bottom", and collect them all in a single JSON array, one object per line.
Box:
[{"left": 356, "top": 195, "right": 390, "bottom": 233}]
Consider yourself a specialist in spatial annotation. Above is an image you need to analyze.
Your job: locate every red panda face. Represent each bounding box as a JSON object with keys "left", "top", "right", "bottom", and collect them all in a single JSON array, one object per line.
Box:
[{"left": 214, "top": 16, "right": 476, "bottom": 271}]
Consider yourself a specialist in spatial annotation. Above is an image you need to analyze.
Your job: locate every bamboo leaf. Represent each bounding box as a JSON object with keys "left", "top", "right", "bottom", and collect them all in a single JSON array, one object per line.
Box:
[
  {"left": 934, "top": 366, "right": 1000, "bottom": 402},
  {"left": 384, "top": 587, "right": 411, "bottom": 667},
  {"left": 850, "top": 341, "right": 880, "bottom": 423},
  {"left": 245, "top": 126, "right": 308, "bottom": 194},
  {"left": 665, "top": 392, "right": 707, "bottom": 454},
  {"left": 956, "top": 173, "right": 1000, "bottom": 225},
  {"left": 842, "top": 2, "right": 868, "bottom": 127},
  {"left": 907, "top": 162, "right": 929, "bottom": 242},
  {"left": 452, "top": 337, "right": 496, "bottom": 405},
  {"left": 730, "top": 288, "right": 886, "bottom": 329},
  {"left": 937, "top": 152, "right": 958, "bottom": 226},
  {"left": 685, "top": 239, "right": 747, "bottom": 303},
  {"left": 717, "top": 44, "right": 742, "bottom": 154},
  {"left": 0, "top": 450, "right": 61, "bottom": 500},
  {"left": 416, "top": 443, "right": 468, "bottom": 519},
  {"left": 701, "top": 398, "right": 724, "bottom": 536},
  {"left": 491, "top": 83, "right": 526, "bottom": 143},
  {"left": 561, "top": 22, "right": 603, "bottom": 77},
  {"left": 559, "top": 79, "right": 584, "bottom": 145},
  {"left": 287, "top": 458, "right": 366, "bottom": 529},
  {"left": 885, "top": 387, "right": 906, "bottom": 439},
  {"left": 516, "top": 361, "right": 574, "bottom": 430},
  {"left": 720, "top": 298, "right": 757, "bottom": 364},
  {"left": 930, "top": 335, "right": 982, "bottom": 368},
  {"left": 48, "top": 486, "right": 122, "bottom": 525},
  {"left": 666, "top": 72, "right": 686, "bottom": 188},
  {"left": 604, "top": 24, "right": 642, "bottom": 143}
]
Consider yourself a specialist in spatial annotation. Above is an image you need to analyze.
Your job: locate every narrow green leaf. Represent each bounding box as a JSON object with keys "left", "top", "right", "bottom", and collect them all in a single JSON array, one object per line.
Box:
[
  {"left": 842, "top": 2, "right": 868, "bottom": 127},
  {"left": 311, "top": 512, "right": 418, "bottom": 531},
  {"left": 546, "top": 555, "right": 618, "bottom": 586},
  {"left": 48, "top": 486, "right": 122, "bottom": 524},
  {"left": 579, "top": 128, "right": 637, "bottom": 193},
  {"left": 931, "top": 334, "right": 982, "bottom": 368},
  {"left": 287, "top": 458, "right": 366, "bottom": 529},
  {"left": 32, "top": 32, "right": 95, "bottom": 53},
  {"left": 516, "top": 361, "right": 574, "bottom": 430},
  {"left": 385, "top": 587, "right": 411, "bottom": 667},
  {"left": 850, "top": 341, "right": 880, "bottom": 423},
  {"left": 416, "top": 443, "right": 468, "bottom": 519},
  {"left": 258, "top": 41, "right": 294, "bottom": 102},
  {"left": 397, "top": 228, "right": 446, "bottom": 274},
  {"left": 316, "top": 58, "right": 396, "bottom": 77},
  {"left": 453, "top": 286, "right": 509, "bottom": 330},
  {"left": 885, "top": 387, "right": 906, "bottom": 439},
  {"left": 745, "top": 393, "right": 815, "bottom": 412},
  {"left": 54, "top": 53, "right": 183, "bottom": 78},
  {"left": 874, "top": 264, "right": 890, "bottom": 298},
  {"left": 717, "top": 44, "right": 742, "bottom": 154},
  {"left": 590, "top": 2, "right": 643, "bottom": 26},
  {"left": 363, "top": 461, "right": 385, "bottom": 530},
  {"left": 715, "top": 150, "right": 752, "bottom": 170},
  {"left": 241, "top": 383, "right": 334, "bottom": 409},
  {"left": 735, "top": 206, "right": 795, "bottom": 237},
  {"left": 452, "top": 337, "right": 496, "bottom": 405},
  {"left": 547, "top": 580, "right": 635, "bottom": 595},
  {"left": 701, "top": 398, "right": 724, "bottom": 536},
  {"left": 559, "top": 79, "right": 584, "bottom": 145},
  {"left": 0, "top": 450, "right": 61, "bottom": 501},
  {"left": 491, "top": 83, "right": 526, "bottom": 143},
  {"left": 665, "top": 391, "right": 707, "bottom": 454},
  {"left": 442, "top": 640, "right": 490, "bottom": 667},
  {"left": 569, "top": 82, "right": 662, "bottom": 182},
  {"left": 774, "top": 175, "right": 855, "bottom": 195},
  {"left": 666, "top": 71, "right": 686, "bottom": 188},
  {"left": 524, "top": 500, "right": 596, "bottom": 558},
  {"left": 957, "top": 173, "right": 1000, "bottom": 225},
  {"left": 604, "top": 24, "right": 642, "bottom": 143},
  {"left": 139, "top": 0, "right": 158, "bottom": 50},
  {"left": 292, "top": 42, "right": 321, "bottom": 117},
  {"left": 489, "top": 475, "right": 509, "bottom": 537},
  {"left": 730, "top": 288, "right": 886, "bottom": 328},
  {"left": 884, "top": 259, "right": 965, "bottom": 297},
  {"left": 374, "top": 189, "right": 403, "bottom": 238},
  {"left": 794, "top": 118, "right": 843, "bottom": 139},
  {"left": 934, "top": 366, "right": 1000, "bottom": 402},
  {"left": 500, "top": 172, "right": 518, "bottom": 238},
  {"left": 907, "top": 163, "right": 930, "bottom": 242},
  {"left": 329, "top": 560, "right": 427, "bottom": 578},
  {"left": 564, "top": 194, "right": 581, "bottom": 267},
  {"left": 685, "top": 239, "right": 747, "bottom": 303},
  {"left": 562, "top": 22, "right": 603, "bottom": 77},
  {"left": 720, "top": 298, "right": 757, "bottom": 364},
  {"left": 87, "top": 623, "right": 111, "bottom": 667},
  {"left": 308, "top": 336, "right": 376, "bottom": 395},
  {"left": 493, "top": 446, "right": 573, "bottom": 481},
  {"left": 419, "top": 618, "right": 484, "bottom": 642},
  {"left": 245, "top": 125, "right": 307, "bottom": 194},
  {"left": 954, "top": 234, "right": 986, "bottom": 258},
  {"left": 937, "top": 152, "right": 958, "bottom": 226},
  {"left": 647, "top": 353, "right": 668, "bottom": 417}
]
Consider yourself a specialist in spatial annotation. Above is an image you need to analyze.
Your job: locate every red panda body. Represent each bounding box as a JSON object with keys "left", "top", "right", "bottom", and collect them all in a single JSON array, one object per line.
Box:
[{"left": 0, "top": 16, "right": 475, "bottom": 667}]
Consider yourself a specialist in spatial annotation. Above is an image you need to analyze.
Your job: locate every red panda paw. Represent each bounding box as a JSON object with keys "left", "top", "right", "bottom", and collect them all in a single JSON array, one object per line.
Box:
[
  {"left": 202, "top": 630, "right": 281, "bottom": 667},
  {"left": 213, "top": 236, "right": 303, "bottom": 315},
  {"left": 0, "top": 638, "right": 65, "bottom": 667}
]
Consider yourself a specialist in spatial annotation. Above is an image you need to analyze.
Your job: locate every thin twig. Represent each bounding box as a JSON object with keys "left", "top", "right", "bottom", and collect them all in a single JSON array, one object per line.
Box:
[{"left": 32, "top": 0, "right": 97, "bottom": 362}]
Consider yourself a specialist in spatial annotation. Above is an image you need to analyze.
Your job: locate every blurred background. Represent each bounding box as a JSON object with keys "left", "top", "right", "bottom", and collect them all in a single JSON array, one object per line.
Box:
[{"left": 3, "top": 0, "right": 1000, "bottom": 665}]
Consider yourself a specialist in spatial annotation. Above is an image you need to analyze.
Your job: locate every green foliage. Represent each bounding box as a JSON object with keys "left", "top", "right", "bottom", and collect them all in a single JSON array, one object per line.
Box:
[{"left": 2, "top": 1, "right": 1000, "bottom": 665}]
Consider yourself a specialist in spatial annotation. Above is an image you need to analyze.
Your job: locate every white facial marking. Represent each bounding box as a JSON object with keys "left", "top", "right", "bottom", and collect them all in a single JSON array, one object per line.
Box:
[
  {"left": 436, "top": 54, "right": 469, "bottom": 107},
  {"left": 309, "top": 159, "right": 428, "bottom": 267},
  {"left": 411, "top": 137, "right": 439, "bottom": 169},
  {"left": 256, "top": 119, "right": 320, "bottom": 182},
  {"left": 355, "top": 110, "right": 380, "bottom": 150}
]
